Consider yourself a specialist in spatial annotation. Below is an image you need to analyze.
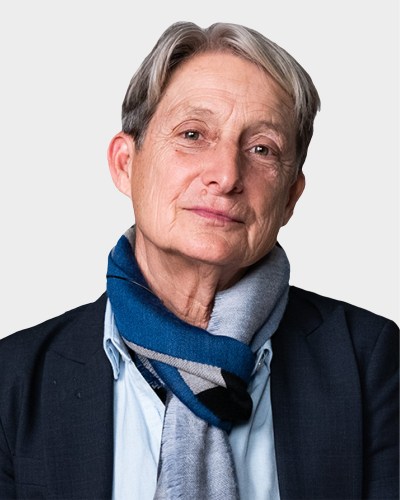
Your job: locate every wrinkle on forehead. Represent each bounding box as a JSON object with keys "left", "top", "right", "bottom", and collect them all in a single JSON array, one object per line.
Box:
[
  {"left": 162, "top": 84, "right": 293, "bottom": 122},
  {"left": 146, "top": 52, "right": 297, "bottom": 156},
  {"left": 164, "top": 51, "right": 294, "bottom": 108}
]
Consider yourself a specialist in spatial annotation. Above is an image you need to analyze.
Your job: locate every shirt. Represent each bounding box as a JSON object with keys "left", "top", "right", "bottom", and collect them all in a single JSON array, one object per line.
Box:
[{"left": 103, "top": 300, "right": 280, "bottom": 499}]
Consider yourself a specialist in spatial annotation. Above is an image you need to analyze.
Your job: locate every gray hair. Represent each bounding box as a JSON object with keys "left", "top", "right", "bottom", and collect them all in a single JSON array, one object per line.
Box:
[{"left": 122, "top": 21, "right": 320, "bottom": 170}]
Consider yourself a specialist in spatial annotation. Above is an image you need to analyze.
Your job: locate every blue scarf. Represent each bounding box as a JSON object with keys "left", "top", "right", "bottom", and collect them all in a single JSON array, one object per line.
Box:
[{"left": 107, "top": 226, "right": 290, "bottom": 498}]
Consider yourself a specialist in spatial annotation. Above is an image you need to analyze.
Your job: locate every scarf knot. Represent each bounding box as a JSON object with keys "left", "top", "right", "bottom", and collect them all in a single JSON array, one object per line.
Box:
[{"left": 107, "top": 230, "right": 256, "bottom": 429}]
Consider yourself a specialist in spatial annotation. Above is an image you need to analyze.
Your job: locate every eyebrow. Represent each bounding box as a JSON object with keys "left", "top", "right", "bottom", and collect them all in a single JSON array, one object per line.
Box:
[
  {"left": 173, "top": 105, "right": 215, "bottom": 119},
  {"left": 171, "top": 106, "right": 291, "bottom": 142},
  {"left": 249, "top": 120, "right": 288, "bottom": 137}
]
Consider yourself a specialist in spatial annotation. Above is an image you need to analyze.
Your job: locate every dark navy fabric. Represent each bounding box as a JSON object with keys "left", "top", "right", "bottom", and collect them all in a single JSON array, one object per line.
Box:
[{"left": 0, "top": 288, "right": 398, "bottom": 499}]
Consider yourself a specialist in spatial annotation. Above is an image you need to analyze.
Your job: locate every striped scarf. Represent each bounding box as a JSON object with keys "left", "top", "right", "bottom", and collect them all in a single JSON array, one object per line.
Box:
[{"left": 106, "top": 227, "right": 289, "bottom": 499}]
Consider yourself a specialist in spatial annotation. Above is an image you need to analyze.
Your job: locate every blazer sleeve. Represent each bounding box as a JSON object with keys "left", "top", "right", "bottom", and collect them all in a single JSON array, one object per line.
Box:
[{"left": 362, "top": 318, "right": 399, "bottom": 499}]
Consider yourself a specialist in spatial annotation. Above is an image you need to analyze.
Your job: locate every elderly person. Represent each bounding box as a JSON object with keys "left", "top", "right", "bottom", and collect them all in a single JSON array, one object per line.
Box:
[{"left": 0, "top": 21, "right": 398, "bottom": 500}]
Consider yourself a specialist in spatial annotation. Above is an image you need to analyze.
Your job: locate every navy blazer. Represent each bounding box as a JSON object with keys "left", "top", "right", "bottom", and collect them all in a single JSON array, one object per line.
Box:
[{"left": 0, "top": 287, "right": 398, "bottom": 499}]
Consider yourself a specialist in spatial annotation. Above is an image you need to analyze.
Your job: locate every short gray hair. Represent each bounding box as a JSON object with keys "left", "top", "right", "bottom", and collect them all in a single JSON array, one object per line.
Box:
[{"left": 122, "top": 21, "right": 320, "bottom": 170}]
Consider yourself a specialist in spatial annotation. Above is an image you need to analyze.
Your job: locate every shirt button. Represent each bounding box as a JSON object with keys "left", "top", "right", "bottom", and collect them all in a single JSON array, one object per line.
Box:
[{"left": 256, "top": 349, "right": 268, "bottom": 371}]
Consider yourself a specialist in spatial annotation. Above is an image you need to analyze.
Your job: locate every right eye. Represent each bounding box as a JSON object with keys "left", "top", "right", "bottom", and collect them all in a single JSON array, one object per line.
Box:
[{"left": 183, "top": 130, "right": 201, "bottom": 141}]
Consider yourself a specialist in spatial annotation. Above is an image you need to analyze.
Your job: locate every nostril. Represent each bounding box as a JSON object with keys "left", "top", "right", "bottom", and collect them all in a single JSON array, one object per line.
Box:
[{"left": 201, "top": 161, "right": 243, "bottom": 195}]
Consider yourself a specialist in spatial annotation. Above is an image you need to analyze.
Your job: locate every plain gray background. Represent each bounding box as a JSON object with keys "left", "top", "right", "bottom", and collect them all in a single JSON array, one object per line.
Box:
[{"left": 1, "top": 0, "right": 398, "bottom": 339}]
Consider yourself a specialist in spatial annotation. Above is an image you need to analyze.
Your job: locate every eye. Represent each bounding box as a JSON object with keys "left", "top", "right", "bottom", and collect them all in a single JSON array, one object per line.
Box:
[
  {"left": 183, "top": 130, "right": 200, "bottom": 141},
  {"left": 249, "top": 144, "right": 271, "bottom": 156}
]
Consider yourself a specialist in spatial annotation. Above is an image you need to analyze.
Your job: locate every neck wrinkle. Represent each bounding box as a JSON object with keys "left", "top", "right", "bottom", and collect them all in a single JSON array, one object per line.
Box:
[{"left": 134, "top": 231, "right": 233, "bottom": 329}]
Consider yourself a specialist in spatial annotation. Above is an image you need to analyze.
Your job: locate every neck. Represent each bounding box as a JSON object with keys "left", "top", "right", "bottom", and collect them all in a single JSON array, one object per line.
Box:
[{"left": 134, "top": 231, "right": 245, "bottom": 329}]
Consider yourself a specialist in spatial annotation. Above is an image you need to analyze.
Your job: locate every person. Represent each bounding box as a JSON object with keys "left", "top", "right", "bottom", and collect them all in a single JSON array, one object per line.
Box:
[{"left": 0, "top": 20, "right": 398, "bottom": 500}]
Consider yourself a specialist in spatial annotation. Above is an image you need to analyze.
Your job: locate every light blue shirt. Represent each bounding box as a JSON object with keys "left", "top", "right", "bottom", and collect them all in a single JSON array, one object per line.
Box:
[{"left": 103, "top": 300, "right": 280, "bottom": 499}]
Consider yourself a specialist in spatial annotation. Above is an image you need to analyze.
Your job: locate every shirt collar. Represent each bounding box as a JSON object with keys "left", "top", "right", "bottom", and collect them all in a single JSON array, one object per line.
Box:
[
  {"left": 103, "top": 300, "right": 273, "bottom": 381},
  {"left": 103, "top": 299, "right": 132, "bottom": 380}
]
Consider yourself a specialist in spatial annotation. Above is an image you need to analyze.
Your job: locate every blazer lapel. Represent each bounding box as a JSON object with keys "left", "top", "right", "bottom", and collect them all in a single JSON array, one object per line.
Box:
[
  {"left": 271, "top": 288, "right": 363, "bottom": 500},
  {"left": 42, "top": 294, "right": 114, "bottom": 499}
]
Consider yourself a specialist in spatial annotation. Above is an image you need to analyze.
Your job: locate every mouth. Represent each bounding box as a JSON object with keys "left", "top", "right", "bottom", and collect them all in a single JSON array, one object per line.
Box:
[{"left": 187, "top": 206, "right": 244, "bottom": 224}]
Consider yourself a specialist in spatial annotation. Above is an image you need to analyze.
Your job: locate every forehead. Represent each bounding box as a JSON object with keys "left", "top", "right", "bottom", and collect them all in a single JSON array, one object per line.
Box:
[{"left": 155, "top": 51, "right": 295, "bottom": 129}]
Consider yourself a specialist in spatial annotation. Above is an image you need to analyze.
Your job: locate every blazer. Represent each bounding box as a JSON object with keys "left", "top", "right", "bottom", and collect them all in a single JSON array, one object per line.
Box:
[{"left": 0, "top": 286, "right": 398, "bottom": 499}]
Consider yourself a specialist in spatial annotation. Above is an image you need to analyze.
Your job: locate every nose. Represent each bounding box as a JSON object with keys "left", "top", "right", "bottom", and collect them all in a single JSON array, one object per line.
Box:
[{"left": 200, "top": 143, "right": 244, "bottom": 195}]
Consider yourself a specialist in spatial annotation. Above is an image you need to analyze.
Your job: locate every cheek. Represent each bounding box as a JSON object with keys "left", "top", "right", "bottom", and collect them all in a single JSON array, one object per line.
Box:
[
  {"left": 247, "top": 181, "right": 291, "bottom": 244},
  {"left": 131, "top": 153, "right": 192, "bottom": 226},
  {"left": 251, "top": 171, "right": 290, "bottom": 220},
  {"left": 130, "top": 148, "right": 167, "bottom": 204}
]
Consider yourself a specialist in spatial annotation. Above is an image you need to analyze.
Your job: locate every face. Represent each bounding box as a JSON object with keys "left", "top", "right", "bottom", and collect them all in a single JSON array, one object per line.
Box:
[{"left": 119, "top": 52, "right": 304, "bottom": 275}]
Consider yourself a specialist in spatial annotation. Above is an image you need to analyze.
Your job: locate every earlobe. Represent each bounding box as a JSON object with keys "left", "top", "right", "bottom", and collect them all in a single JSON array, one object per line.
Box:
[
  {"left": 108, "top": 132, "right": 135, "bottom": 198},
  {"left": 282, "top": 172, "right": 306, "bottom": 226}
]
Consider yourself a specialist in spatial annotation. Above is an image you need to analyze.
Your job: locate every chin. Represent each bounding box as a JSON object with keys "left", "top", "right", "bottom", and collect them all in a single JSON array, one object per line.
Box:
[{"left": 172, "top": 235, "right": 248, "bottom": 268}]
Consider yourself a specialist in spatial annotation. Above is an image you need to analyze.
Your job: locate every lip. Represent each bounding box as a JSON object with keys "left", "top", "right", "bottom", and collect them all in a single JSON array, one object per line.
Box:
[{"left": 187, "top": 206, "right": 244, "bottom": 224}]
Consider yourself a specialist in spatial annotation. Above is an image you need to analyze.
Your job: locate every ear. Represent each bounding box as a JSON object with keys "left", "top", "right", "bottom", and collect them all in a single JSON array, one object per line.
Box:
[
  {"left": 282, "top": 171, "right": 305, "bottom": 226},
  {"left": 107, "top": 132, "right": 136, "bottom": 198}
]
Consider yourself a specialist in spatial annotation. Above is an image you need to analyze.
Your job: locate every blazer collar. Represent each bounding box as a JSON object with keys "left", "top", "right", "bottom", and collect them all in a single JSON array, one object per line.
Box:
[
  {"left": 42, "top": 293, "right": 114, "bottom": 498},
  {"left": 39, "top": 288, "right": 364, "bottom": 498},
  {"left": 271, "top": 287, "right": 362, "bottom": 499}
]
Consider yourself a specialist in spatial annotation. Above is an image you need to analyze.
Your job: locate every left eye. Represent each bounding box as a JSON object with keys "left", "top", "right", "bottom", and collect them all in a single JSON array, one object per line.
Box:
[
  {"left": 183, "top": 130, "right": 200, "bottom": 140},
  {"left": 249, "top": 145, "right": 270, "bottom": 156}
]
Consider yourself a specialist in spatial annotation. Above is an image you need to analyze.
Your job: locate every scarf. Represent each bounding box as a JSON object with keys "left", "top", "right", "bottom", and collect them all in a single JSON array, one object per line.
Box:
[{"left": 107, "top": 227, "right": 290, "bottom": 499}]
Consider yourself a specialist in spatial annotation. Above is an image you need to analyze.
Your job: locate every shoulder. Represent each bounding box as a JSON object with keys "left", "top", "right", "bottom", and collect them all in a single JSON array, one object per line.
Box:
[
  {"left": 286, "top": 286, "right": 399, "bottom": 364},
  {"left": 0, "top": 293, "right": 108, "bottom": 380},
  {"left": 288, "top": 285, "right": 398, "bottom": 329}
]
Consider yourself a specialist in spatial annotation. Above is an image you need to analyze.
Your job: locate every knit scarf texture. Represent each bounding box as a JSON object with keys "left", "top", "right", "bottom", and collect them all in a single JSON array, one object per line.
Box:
[{"left": 106, "top": 226, "right": 290, "bottom": 499}]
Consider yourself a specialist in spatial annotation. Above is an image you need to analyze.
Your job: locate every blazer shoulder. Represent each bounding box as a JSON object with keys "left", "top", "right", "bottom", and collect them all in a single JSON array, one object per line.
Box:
[
  {"left": 287, "top": 285, "right": 399, "bottom": 361},
  {"left": 289, "top": 285, "right": 398, "bottom": 329},
  {"left": 0, "top": 293, "right": 108, "bottom": 380}
]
